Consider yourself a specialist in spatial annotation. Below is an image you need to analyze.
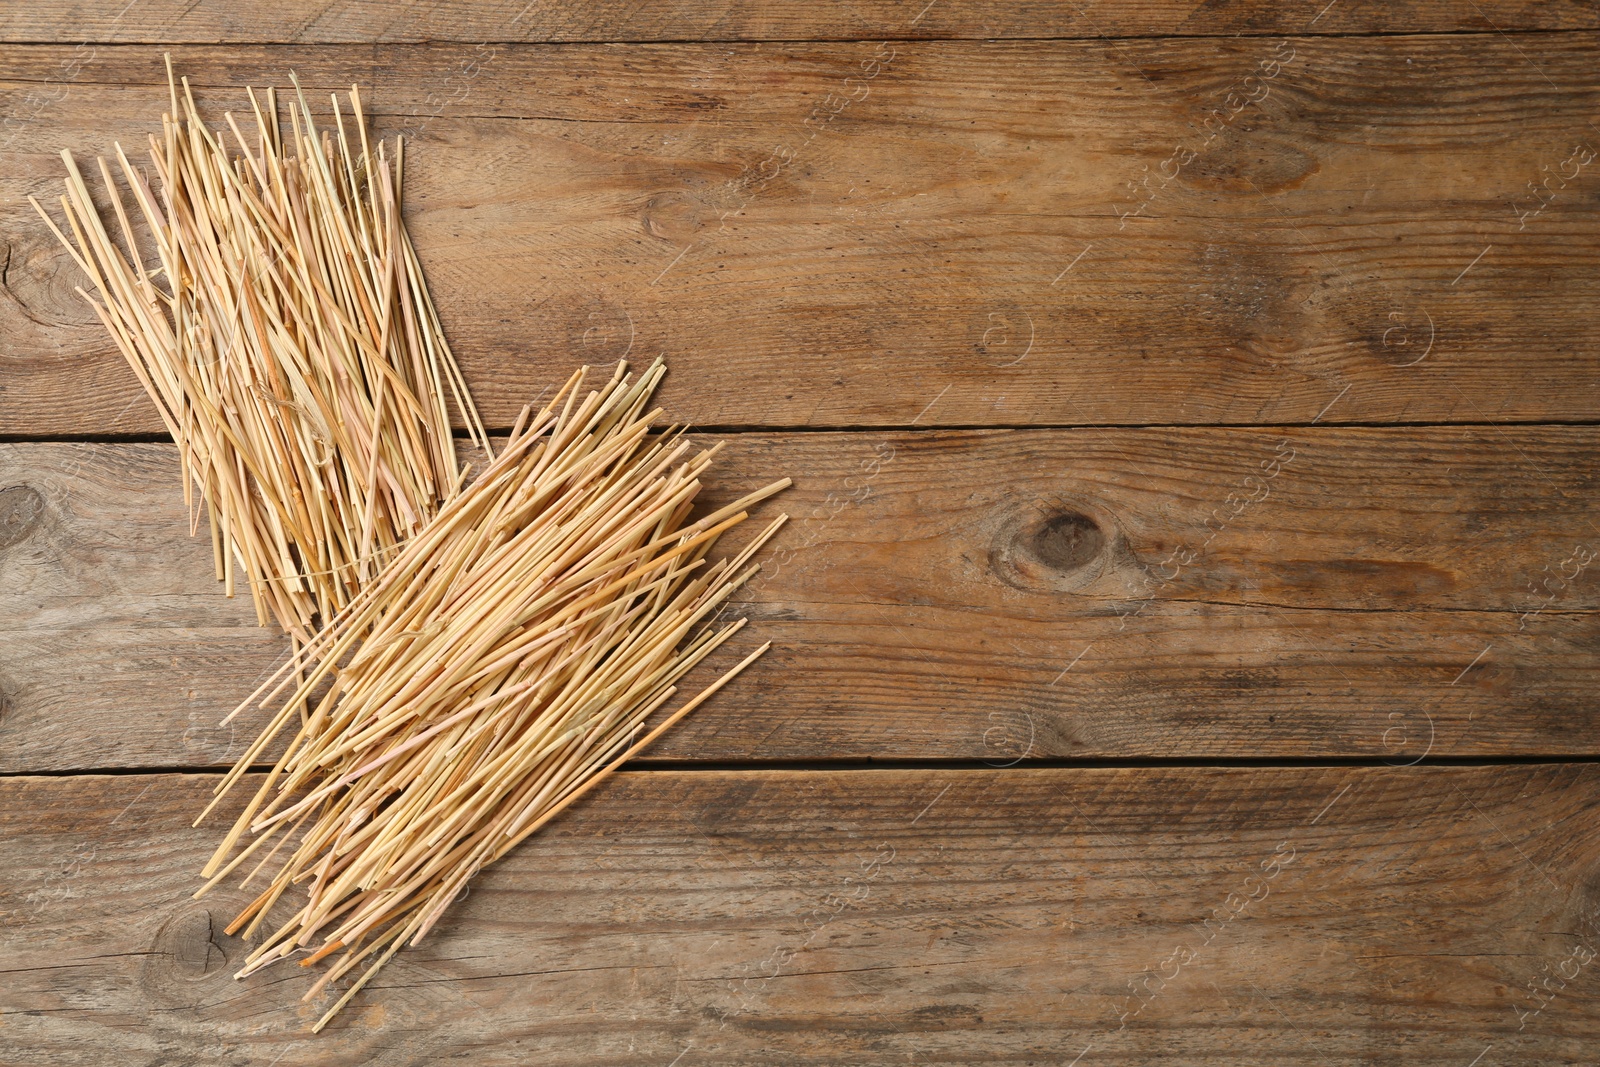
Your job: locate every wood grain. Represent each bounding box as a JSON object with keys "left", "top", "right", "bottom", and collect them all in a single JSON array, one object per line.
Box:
[
  {"left": 4, "top": 428, "right": 1597, "bottom": 772},
  {"left": 0, "top": 1, "right": 1592, "bottom": 44},
  {"left": 3, "top": 0, "right": 1596, "bottom": 1060},
  {"left": 3, "top": 36, "right": 1599, "bottom": 435},
  {"left": 3, "top": 766, "right": 1598, "bottom": 1064}
]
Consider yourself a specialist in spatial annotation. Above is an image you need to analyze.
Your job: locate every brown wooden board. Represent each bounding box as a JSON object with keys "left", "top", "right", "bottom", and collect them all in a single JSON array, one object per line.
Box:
[
  {"left": 3, "top": 766, "right": 1598, "bottom": 1064},
  {"left": 4, "top": 428, "right": 1597, "bottom": 773},
  {"left": 0, "top": 1, "right": 1593, "bottom": 44},
  {"left": 3, "top": 35, "right": 1599, "bottom": 435}
]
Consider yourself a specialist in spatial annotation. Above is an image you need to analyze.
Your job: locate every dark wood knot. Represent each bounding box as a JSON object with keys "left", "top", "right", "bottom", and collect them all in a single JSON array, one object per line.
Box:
[
  {"left": 0, "top": 486, "right": 45, "bottom": 550},
  {"left": 988, "top": 502, "right": 1114, "bottom": 594},
  {"left": 1028, "top": 510, "right": 1105, "bottom": 574}
]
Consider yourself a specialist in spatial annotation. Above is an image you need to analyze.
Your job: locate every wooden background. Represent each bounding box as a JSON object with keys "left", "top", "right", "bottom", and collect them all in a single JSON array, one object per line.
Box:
[{"left": 3, "top": 2, "right": 1599, "bottom": 1063}]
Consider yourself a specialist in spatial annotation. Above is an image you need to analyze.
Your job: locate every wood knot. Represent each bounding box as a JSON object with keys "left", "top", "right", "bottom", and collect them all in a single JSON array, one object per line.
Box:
[
  {"left": 641, "top": 190, "right": 709, "bottom": 243},
  {"left": 0, "top": 486, "right": 45, "bottom": 550},
  {"left": 1028, "top": 510, "right": 1105, "bottom": 574},
  {"left": 146, "top": 908, "right": 228, "bottom": 987},
  {"left": 989, "top": 501, "right": 1114, "bottom": 594},
  {"left": 8, "top": 237, "right": 102, "bottom": 330}
]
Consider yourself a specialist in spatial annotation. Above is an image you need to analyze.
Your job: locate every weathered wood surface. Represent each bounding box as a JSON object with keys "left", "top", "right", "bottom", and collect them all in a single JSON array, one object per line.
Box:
[
  {"left": 0, "top": 1, "right": 1592, "bottom": 44},
  {"left": 4, "top": 35, "right": 1599, "bottom": 435},
  {"left": 3, "top": 766, "right": 1598, "bottom": 1064},
  {"left": 4, "top": 2, "right": 1598, "bottom": 1059},
  {"left": 4, "top": 428, "right": 1597, "bottom": 772}
]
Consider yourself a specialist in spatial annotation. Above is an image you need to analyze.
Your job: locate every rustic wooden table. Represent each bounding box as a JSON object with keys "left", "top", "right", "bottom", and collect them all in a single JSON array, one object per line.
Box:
[{"left": 3, "top": 3, "right": 1599, "bottom": 1064}]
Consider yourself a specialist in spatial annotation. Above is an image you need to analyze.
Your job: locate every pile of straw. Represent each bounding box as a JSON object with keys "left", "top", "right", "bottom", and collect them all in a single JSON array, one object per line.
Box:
[
  {"left": 33, "top": 59, "right": 490, "bottom": 642},
  {"left": 202, "top": 359, "right": 786, "bottom": 1028},
  {"left": 34, "top": 64, "right": 785, "bottom": 1030}
]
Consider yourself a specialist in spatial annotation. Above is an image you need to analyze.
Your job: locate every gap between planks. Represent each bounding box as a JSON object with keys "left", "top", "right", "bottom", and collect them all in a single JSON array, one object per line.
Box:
[
  {"left": 15, "top": 417, "right": 1600, "bottom": 447},
  {"left": 12, "top": 753, "right": 1600, "bottom": 781}
]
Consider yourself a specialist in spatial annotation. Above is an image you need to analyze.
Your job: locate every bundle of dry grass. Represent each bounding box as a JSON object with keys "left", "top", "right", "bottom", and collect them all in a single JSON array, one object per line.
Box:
[
  {"left": 34, "top": 65, "right": 788, "bottom": 1030},
  {"left": 197, "top": 359, "right": 787, "bottom": 1029},
  {"left": 32, "top": 59, "right": 489, "bottom": 643}
]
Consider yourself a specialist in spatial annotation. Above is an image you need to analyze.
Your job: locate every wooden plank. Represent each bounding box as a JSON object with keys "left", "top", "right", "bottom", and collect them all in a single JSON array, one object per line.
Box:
[
  {"left": 0, "top": 2, "right": 1591, "bottom": 44},
  {"left": 3, "top": 765, "right": 1598, "bottom": 1063},
  {"left": 3, "top": 36, "right": 1599, "bottom": 435},
  {"left": 4, "top": 428, "right": 1598, "bottom": 772}
]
